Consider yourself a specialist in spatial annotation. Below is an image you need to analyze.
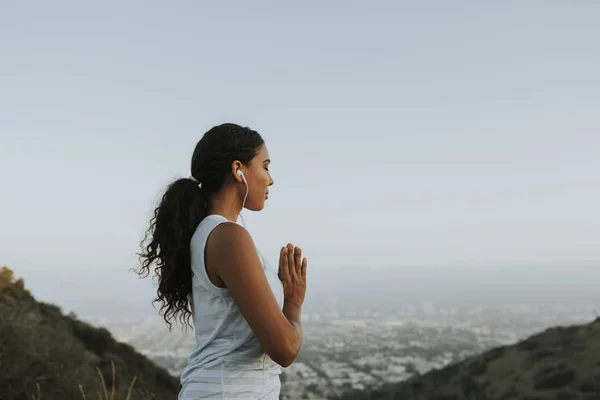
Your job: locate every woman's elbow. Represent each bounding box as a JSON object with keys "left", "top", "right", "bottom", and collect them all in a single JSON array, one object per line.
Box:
[
  {"left": 272, "top": 351, "right": 297, "bottom": 368},
  {"left": 263, "top": 325, "right": 303, "bottom": 367},
  {"left": 268, "top": 341, "right": 300, "bottom": 368}
]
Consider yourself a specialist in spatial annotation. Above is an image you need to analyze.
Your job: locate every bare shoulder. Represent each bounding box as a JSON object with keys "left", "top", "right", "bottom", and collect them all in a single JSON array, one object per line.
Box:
[
  {"left": 205, "top": 221, "right": 266, "bottom": 289},
  {"left": 206, "top": 222, "right": 256, "bottom": 262}
]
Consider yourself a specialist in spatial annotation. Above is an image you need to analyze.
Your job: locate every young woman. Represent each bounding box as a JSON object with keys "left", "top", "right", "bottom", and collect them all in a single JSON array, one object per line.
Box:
[{"left": 136, "top": 123, "right": 307, "bottom": 399}]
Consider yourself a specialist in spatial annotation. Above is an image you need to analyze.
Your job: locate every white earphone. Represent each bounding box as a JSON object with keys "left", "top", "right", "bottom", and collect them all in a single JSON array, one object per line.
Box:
[{"left": 237, "top": 170, "right": 248, "bottom": 228}]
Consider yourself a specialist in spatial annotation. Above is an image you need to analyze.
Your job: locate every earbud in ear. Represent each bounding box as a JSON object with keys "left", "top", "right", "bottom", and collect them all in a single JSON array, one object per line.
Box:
[{"left": 236, "top": 170, "right": 247, "bottom": 183}]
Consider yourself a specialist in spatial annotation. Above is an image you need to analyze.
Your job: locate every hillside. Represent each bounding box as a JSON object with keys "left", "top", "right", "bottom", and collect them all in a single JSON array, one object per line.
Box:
[
  {"left": 0, "top": 266, "right": 179, "bottom": 400},
  {"left": 330, "top": 317, "right": 600, "bottom": 400}
]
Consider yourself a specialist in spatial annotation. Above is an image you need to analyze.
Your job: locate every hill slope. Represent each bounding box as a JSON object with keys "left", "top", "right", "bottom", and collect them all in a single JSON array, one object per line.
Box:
[
  {"left": 0, "top": 267, "right": 180, "bottom": 400},
  {"left": 330, "top": 317, "right": 600, "bottom": 400}
]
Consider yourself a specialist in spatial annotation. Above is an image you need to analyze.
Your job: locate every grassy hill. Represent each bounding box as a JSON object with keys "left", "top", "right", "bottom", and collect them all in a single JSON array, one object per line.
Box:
[
  {"left": 330, "top": 317, "right": 600, "bottom": 400},
  {"left": 0, "top": 266, "right": 180, "bottom": 400}
]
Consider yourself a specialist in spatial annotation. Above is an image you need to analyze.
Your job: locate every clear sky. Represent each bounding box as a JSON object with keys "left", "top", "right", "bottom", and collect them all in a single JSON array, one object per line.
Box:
[{"left": 1, "top": 1, "right": 599, "bottom": 316}]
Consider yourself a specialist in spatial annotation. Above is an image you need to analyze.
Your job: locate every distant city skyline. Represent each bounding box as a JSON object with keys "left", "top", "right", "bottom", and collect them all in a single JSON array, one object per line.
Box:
[{"left": 1, "top": 2, "right": 599, "bottom": 317}]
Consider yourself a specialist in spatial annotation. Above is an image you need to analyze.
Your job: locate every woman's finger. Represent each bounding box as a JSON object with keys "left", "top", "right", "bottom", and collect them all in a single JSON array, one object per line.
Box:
[
  {"left": 279, "top": 246, "right": 289, "bottom": 280},
  {"left": 301, "top": 257, "right": 307, "bottom": 280},
  {"left": 294, "top": 246, "right": 302, "bottom": 274},
  {"left": 287, "top": 243, "right": 295, "bottom": 277}
]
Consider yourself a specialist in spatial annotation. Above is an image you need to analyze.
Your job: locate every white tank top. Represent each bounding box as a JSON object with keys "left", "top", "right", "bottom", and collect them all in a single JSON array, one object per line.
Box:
[{"left": 178, "top": 214, "right": 285, "bottom": 399}]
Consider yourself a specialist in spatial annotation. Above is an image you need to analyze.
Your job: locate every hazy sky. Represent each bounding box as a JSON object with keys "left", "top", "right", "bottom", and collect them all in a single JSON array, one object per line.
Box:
[{"left": 1, "top": 2, "right": 599, "bottom": 316}]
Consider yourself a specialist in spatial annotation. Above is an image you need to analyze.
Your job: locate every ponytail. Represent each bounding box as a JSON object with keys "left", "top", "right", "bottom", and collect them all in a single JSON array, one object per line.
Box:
[{"left": 137, "top": 178, "right": 208, "bottom": 329}]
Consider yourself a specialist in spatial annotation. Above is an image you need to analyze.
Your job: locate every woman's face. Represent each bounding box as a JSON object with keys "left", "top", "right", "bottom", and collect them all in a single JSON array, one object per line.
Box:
[{"left": 242, "top": 144, "right": 274, "bottom": 211}]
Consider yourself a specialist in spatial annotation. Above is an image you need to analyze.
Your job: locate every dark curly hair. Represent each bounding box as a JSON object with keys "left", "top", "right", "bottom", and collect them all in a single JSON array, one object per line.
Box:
[{"left": 136, "top": 123, "right": 265, "bottom": 330}]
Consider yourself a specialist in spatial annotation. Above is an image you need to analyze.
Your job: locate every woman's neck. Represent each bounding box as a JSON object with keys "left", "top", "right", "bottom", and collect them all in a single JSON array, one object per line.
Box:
[{"left": 207, "top": 186, "right": 243, "bottom": 222}]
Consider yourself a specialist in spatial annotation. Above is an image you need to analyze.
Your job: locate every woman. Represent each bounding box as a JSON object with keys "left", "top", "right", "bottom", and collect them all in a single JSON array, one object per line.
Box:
[{"left": 136, "top": 123, "right": 307, "bottom": 399}]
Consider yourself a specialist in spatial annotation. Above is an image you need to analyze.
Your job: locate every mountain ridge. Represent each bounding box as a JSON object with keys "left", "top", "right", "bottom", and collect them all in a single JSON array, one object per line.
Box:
[
  {"left": 329, "top": 317, "right": 600, "bottom": 400},
  {"left": 0, "top": 266, "right": 180, "bottom": 400}
]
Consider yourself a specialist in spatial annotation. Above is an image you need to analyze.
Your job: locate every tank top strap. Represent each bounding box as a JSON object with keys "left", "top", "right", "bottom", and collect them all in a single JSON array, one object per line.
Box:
[{"left": 190, "top": 214, "right": 233, "bottom": 296}]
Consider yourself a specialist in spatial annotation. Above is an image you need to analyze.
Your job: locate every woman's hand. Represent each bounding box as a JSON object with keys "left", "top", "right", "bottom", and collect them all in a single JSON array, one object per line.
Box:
[{"left": 278, "top": 243, "right": 307, "bottom": 307}]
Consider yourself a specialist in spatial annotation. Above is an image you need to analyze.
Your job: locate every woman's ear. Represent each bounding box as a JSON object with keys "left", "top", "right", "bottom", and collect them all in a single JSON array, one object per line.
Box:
[{"left": 230, "top": 160, "right": 244, "bottom": 183}]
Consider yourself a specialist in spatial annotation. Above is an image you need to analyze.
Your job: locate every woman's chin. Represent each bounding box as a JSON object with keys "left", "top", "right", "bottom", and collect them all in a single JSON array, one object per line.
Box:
[{"left": 245, "top": 203, "right": 265, "bottom": 212}]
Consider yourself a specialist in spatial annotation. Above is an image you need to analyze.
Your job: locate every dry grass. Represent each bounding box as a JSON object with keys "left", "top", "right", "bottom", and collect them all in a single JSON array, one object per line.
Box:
[
  {"left": 77, "top": 360, "right": 138, "bottom": 400},
  {"left": 30, "top": 383, "right": 41, "bottom": 400},
  {"left": 28, "top": 360, "right": 140, "bottom": 400}
]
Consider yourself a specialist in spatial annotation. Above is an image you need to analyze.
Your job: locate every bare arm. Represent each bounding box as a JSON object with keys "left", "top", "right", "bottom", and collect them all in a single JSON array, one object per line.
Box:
[{"left": 206, "top": 223, "right": 304, "bottom": 367}]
